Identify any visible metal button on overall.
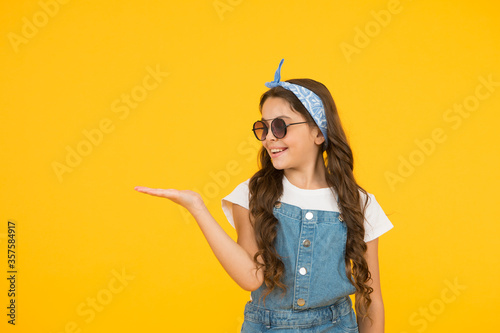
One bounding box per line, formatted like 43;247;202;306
305;212;313;220
299;267;307;275
274;202;282;208
302;239;311;247
297;298;305;306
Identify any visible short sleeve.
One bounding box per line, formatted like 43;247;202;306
363;193;394;242
221;179;250;228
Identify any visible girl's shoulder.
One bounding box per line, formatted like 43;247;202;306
224;178;251;206
221;179;251;228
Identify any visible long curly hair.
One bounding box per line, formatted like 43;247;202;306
248;79;374;322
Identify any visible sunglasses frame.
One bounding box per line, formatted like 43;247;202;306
252;118;310;141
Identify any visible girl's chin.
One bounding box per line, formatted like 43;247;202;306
271;160;287;170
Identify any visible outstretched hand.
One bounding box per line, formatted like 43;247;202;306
134;186;205;213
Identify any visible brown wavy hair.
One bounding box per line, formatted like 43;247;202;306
248;79;374;322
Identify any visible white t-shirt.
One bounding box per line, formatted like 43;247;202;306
221;176;394;243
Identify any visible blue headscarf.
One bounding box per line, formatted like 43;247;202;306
265;59;328;150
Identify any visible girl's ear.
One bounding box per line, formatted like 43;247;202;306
309;125;325;147
313;128;325;146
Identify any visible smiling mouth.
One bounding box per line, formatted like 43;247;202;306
269;148;288;157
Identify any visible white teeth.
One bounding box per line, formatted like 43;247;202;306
271;149;285;153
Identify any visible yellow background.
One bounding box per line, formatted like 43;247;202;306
1;0;499;332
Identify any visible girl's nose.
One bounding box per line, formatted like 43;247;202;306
265;128;276;141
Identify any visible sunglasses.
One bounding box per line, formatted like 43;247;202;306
252;118;310;141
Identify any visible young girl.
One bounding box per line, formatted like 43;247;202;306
135;59;394;332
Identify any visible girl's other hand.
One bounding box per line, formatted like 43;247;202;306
134;186;205;214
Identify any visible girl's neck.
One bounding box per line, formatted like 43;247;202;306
283;153;328;190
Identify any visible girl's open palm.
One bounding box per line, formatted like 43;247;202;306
134;186;205;213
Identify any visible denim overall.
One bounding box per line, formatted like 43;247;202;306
241;200;359;332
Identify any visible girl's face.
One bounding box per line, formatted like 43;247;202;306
260;97;325;172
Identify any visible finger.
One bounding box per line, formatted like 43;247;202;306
134;186;171;197
135;186;176;199
135;186;153;193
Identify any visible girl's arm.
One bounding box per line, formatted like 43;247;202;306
356;238;385;333
134;186;264;291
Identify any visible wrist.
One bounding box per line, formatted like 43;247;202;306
188;197;208;217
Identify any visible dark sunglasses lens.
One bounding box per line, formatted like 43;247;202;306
252;121;267;141
271;118;287;139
